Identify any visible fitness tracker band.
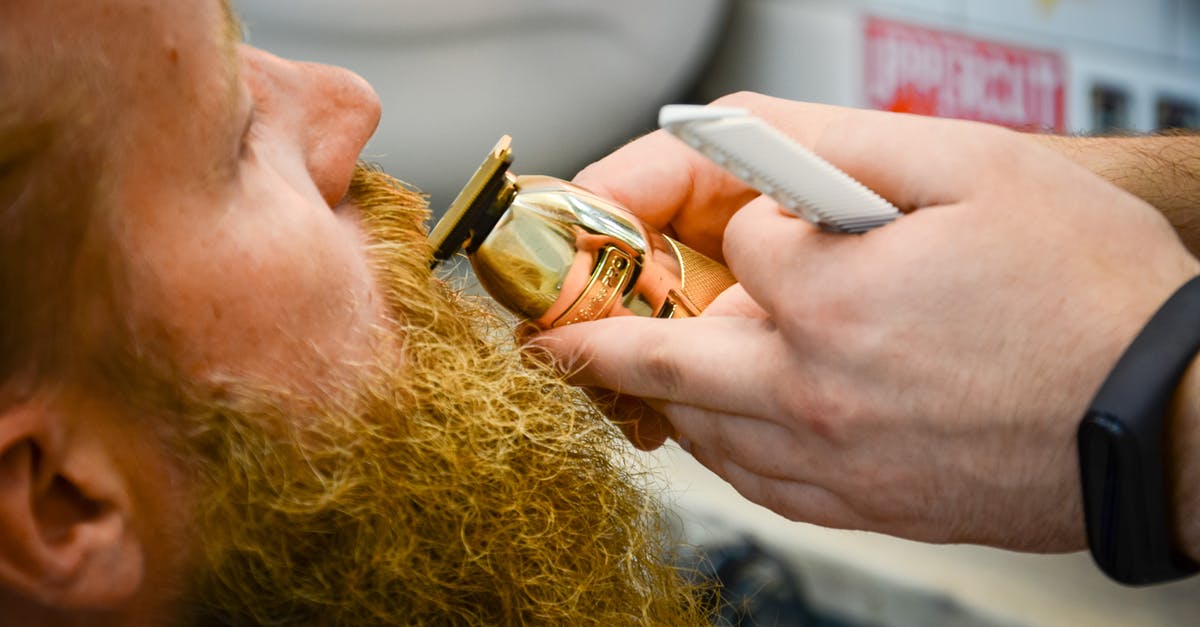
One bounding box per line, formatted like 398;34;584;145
1079;274;1200;585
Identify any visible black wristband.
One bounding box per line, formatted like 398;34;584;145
1078;274;1200;585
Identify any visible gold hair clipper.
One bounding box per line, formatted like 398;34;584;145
429;136;735;329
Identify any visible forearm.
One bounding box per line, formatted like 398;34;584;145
1033;134;1200;258
1032;133;1200;565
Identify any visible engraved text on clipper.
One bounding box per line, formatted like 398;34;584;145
552;247;635;327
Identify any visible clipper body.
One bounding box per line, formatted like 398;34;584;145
430;137;734;329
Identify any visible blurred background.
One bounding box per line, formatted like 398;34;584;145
234;1;1200;625
236;0;1200;214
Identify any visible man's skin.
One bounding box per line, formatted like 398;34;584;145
540;92;1200;564
1033;134;1200;258
3;1;1197;623
0;1;705;624
2;1;386;619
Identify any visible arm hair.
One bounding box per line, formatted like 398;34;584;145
1033;133;1200;258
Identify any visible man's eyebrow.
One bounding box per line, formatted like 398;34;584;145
220;0;245;48
218;0;247;171
216;0;244;89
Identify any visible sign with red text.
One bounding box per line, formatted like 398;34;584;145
864;17;1066;132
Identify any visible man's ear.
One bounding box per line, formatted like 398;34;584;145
0;395;144;610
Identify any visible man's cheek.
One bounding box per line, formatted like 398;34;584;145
127;223;375;382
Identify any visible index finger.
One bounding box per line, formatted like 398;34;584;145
572;93;852;260
573;129;755;261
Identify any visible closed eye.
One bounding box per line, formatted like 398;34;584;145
239;105;258;159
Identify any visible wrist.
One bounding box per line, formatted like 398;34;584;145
1078;274;1200;583
1171;354;1200;563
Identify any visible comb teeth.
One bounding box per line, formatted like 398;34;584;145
659;105;901;233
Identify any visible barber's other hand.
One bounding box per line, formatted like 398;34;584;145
537;92;1200;552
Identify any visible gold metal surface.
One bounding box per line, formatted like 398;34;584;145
670;237;736;312
428;136;515;262
471;175;736;328
552;246;635;327
436;136;737;329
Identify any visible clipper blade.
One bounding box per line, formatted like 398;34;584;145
429;136;518;267
427;134;737;328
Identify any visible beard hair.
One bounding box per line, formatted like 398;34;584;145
163;166;708;625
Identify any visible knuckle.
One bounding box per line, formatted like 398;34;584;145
721;198;777;270
639;340;685;398
773;376;852;446
776;284;855;341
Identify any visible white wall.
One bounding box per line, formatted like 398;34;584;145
699;0;1200;133
234;0;728;210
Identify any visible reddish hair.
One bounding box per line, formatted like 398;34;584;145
0;12;123;395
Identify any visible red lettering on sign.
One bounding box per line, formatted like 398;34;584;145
865;17;1066;132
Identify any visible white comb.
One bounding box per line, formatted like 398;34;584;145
659;105;901;233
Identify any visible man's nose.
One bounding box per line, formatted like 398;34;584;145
240;46;382;207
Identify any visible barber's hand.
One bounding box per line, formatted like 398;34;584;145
536;92;1200;552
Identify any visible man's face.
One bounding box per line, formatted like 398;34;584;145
3;1;705;623
106;0;386;385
